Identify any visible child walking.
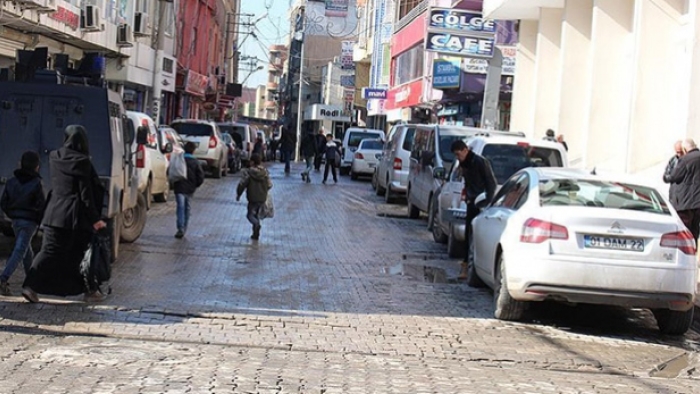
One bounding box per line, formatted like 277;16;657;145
236;154;272;240
173;141;205;239
0;151;45;296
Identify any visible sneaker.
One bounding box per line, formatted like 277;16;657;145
175;230;184;239
322;180;327;184
301;173;307;181
21;287;39;303
0;281;11;296
84;290;106;303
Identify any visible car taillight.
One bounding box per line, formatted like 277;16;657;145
660;230;697;255
393;158;402;170
355;152;364;159
209;136;217;149
520;218;569;243
135;144;145;169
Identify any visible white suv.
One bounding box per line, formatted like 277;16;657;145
170;119;228;178
374;124;416;203
126;111;171;207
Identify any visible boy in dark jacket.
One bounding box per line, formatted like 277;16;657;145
0;151;45;296
173;141;205;239
322;134;341;184
236;154;272;240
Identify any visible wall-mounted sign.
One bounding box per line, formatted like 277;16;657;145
305;104;351;122
49;6;80;30
362;88;388;99
367;99;386;116
325;0;349;17
462;46;517;75
432;60;460;89
184;70;208;98
341;41;355;70
426;32;495;58
340;75;355;87
429;8;496;33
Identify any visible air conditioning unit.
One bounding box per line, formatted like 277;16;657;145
81;5;102;31
133;12;150;36
117;24;134;48
15;0;56;12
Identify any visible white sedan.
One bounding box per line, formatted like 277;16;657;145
350;139;384;180
466;167;697;335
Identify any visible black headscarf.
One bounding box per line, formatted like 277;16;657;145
63;125;90;155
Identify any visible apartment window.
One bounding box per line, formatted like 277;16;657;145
394;45;423;86
398;0;421;20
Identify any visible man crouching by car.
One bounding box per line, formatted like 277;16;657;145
451;140;497;279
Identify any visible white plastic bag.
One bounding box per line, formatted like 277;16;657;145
260;193;274;219
168;151;187;183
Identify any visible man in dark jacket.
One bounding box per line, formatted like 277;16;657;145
173;141;205;239
663;140;684;208
300;131;318;183
314;128;327;171
666;138;700;240
236;154;273;240
451;140;497;279
280;126;297;174
0;151;45;296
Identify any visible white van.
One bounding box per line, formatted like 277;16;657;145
340;127;385;175
126;111;171;207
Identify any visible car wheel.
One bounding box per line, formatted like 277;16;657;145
154;184;169;203
493;253;526;321
430;202;448;244
120;193;147;243
371;171;378;191
384;183;394;204
377;175;387;197
466;237;485;287
144;178;153;210
221;158;228;177
653;308;694;336
407;187;420;219
447;223;466;258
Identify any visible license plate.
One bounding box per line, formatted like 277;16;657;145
583;235;644;252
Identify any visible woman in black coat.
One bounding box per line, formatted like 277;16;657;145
22;125;107;303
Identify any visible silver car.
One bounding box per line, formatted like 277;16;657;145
374;124;416;203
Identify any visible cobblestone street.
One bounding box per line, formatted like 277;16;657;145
0;162;699;393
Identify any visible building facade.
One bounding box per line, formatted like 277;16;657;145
264;44;288;121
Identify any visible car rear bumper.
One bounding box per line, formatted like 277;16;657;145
389;170;408;192
352;161;377;174
506;254;698;311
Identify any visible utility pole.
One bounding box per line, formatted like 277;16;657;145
150;0;167;123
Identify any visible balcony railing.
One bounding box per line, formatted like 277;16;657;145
395;0;429;34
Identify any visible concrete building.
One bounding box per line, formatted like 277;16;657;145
265;44;288;121
483;0;696;186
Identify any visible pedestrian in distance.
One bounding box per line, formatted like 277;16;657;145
665;138;700;240
236;154;273;240
300;131;317;183
322;134;341;185
450;140;497;280
663;140;684;209
253;135;264;157
0;151;46;296
172;141;205;239
556;134;569;151
280;126;297;174
314;128;327;171
22;125;107;303
543;129;557;142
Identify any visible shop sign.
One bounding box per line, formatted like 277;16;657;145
437;105;460;117
426;32;495;58
429;8;496;34
340;75;355;87
305;104;351;122
386;79;423;110
49;6;80;30
462;46;517;75
325;0;349;17
362;88;387;100
185;70;208;97
341;41;355;70
367;99;386;116
432;60;460;89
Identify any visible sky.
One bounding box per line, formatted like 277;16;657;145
238;0;291;88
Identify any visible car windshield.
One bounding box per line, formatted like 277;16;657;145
171;123;213;137
482;144;563;184
360;140;383;150
348;132;382;147
439;135;470;163
539;179;671;215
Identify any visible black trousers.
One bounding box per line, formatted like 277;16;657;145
464;202;479;261
314;155;323;170
677;208;700;241
324;161;338;182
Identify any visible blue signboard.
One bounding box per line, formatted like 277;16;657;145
426;32;496;58
432;60;461;89
429;8;497;33
340;75;355;87
362;88;388;99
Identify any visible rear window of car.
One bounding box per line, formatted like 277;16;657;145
171;123;213;137
348;132;382;147
439;135;470;163
401;128;415;151
539;179;670;214
221;133;233;144
360;140;384;150
482;144;563;184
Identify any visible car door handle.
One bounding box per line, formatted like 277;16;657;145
484;214;502;221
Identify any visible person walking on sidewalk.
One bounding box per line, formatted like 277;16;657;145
280;126;297;174
173;141;205;239
451;140;497;279
665;138;700;240
0;151;46;296
236;154;272;240
300;131;317;183
322;134;340;184
314;128;326;171
22;125;107;303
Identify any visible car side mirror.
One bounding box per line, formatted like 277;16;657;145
475;192;488;209
136;126;149;145
432;167;446;180
163;142;173;154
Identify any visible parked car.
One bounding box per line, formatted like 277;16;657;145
466;167;697;335
221;132;242;173
374;124;416;203
171;119;228;178
157;125;185;160
126;111;171;206
219;122;255;166
433;135;568;257
340;127;385;175
350;139;384;180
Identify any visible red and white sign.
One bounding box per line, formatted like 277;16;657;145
385;79;423;110
49;6;80;30
185;70;208;98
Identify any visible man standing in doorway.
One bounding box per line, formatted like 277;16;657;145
666;138;700;240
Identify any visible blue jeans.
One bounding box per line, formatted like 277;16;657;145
281;149;293;173
302;155;314;175
175;193;192;232
1;219;37;282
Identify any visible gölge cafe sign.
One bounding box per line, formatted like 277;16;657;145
425;8;497;58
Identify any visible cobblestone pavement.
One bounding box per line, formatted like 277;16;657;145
0;162;699;393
